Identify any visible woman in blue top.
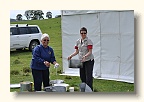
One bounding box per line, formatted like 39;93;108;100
30;33;59;91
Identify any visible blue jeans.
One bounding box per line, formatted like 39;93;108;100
32;69;50;91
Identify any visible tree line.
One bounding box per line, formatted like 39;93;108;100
16;10;60;21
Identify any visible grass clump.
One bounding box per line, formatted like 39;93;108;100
23;67;31;73
65;76;72;79
22;67;31;76
10;70;20;75
13;59;22;64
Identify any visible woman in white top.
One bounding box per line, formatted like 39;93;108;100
68;27;94;90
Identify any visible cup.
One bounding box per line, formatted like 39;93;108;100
69;87;74;92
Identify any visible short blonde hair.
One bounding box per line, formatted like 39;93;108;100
41;33;50;41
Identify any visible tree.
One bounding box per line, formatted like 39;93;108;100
16;14;22;21
32;10;44;20
46;11;52;19
24;10;44;20
24;10;31;20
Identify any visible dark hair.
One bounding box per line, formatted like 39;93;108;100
80;27;87;33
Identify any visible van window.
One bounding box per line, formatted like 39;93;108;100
30;27;39;33
19;27;30;34
10;28;19;35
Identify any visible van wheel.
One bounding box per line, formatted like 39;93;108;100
29;41;39;51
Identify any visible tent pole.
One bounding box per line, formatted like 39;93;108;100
99;12;102;77
118;11;121;79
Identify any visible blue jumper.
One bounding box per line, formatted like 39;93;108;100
30;44;56;70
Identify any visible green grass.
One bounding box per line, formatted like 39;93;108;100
10;18;134;92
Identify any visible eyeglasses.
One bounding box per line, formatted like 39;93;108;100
43;39;49;42
81;33;86;34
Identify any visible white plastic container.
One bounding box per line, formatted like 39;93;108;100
53;83;69;92
69;87;74;92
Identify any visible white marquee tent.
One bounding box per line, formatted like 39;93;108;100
61;10;134;83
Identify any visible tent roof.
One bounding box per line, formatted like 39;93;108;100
61;10;134;16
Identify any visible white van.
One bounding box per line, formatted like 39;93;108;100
10;24;42;51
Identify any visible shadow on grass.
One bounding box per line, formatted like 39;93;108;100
93;89;98;92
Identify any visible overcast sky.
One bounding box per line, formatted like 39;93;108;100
10;10;61;19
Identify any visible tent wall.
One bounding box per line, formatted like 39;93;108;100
61;10;134;83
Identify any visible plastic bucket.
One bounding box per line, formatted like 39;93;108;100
68;59;83;68
20;81;33;92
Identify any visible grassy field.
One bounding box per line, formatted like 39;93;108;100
10;18;134;92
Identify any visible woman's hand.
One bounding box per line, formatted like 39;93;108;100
53;61;60;68
54;63;59;68
44;61;50;67
68;49;79;60
67;55;72;60
82;55;86;62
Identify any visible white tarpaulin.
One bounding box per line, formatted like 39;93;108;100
61;10;134;83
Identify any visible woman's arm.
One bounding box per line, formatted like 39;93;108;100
84;49;92;57
33;46;45;64
82;39;93;62
82;48;92;62
50;48;59;68
53;61;57;65
68;49;79;60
